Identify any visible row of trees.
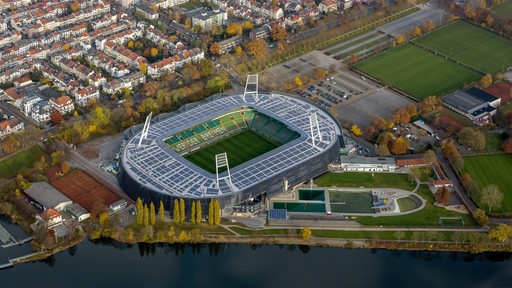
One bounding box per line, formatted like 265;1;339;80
208;199;221;225
136;198;166;226
136;197;222;226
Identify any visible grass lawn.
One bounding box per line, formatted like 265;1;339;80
229;226;298;236
356;185;476;226
314;172;416;191
492;0;512;18
397;197;418;212
185;129;279;173
463;153;512;214
179;0;202;9
415;21;512;73
354;43;481;99
0;145;45;179
484;132;504;152
312;230;456;241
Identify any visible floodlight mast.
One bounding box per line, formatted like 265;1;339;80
243;74;259;103
309;113;321;146
138;112;153;147
215;152;232;195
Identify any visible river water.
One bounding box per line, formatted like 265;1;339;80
1;237;511;288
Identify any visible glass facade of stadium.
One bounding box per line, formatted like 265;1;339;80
118;92;344;214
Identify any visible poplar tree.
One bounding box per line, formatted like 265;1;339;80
150;202;156;226
214;199;221;225
191;201;196;224
208;198;214;225
136;198;143;225
196;200;202;224
179;198;185;223
159;200;164;221
173;199;179;224
143;204;149;227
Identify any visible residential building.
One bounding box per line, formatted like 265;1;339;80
188;7;227;32
102;72;146;94
73;86;99;107
249;24;271;40
136;3;159;20
319;0;337;13
147;57;175;78
30;100;52;123
13;75;33;88
39;209;63;228
217;35;243;54
49;95;74;114
0;117;24;139
20;95;41;115
4;87;27;107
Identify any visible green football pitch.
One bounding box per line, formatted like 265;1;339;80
354;43;481;99
463;153;512;214
415;21;512;74
185;129;279;174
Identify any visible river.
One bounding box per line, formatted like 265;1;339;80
1;236;512;288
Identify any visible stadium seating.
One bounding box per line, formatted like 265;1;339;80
164;109;300;155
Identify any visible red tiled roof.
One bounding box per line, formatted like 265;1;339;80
41;208;61;219
396;158;428;167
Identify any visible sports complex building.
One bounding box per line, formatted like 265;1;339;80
119;76;344;213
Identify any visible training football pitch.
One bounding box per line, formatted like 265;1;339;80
354;43;481;99
415;21;512;73
463;153;512;214
185;129;279;174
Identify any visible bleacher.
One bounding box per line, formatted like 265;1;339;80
250;113;299;144
164;108;300;155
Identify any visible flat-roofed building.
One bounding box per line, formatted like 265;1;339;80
443;87;500;125
335;156;396;172
24;182;73;212
65;203;90;222
188;7;227;32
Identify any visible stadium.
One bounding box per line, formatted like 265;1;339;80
119;77;344;213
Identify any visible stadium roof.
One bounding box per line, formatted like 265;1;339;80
24;182;72;210
122;92;342;199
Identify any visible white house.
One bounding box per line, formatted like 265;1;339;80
49;96;74;115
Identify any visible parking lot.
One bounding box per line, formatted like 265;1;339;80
293;68;413;129
259;50;341;90
296;69;372;110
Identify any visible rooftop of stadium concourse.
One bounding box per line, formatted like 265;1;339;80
121;92;342;198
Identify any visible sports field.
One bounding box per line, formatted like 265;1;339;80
329;190;373;213
185;129;279;174
354;43;481;99
415;21;512;73
314;172;416;191
463;153;512;214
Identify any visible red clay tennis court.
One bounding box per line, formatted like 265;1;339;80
51;170;120;216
